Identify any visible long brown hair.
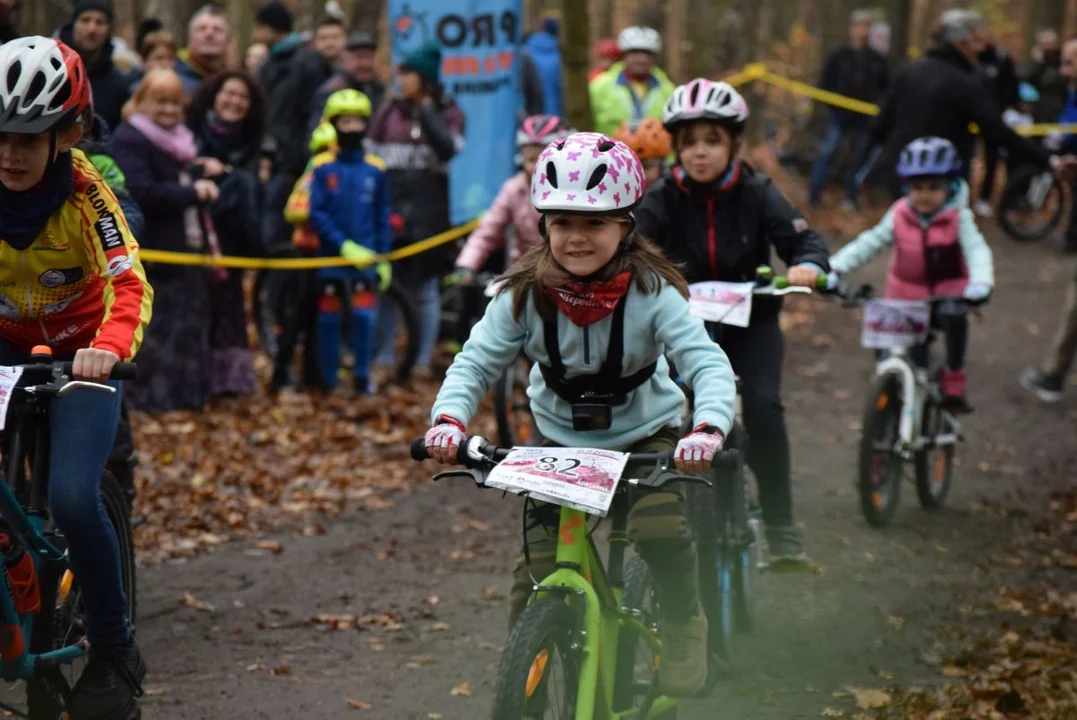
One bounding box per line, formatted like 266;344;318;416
498;224;690;320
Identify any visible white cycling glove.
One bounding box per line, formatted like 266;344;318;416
963;283;992;302
675;424;726;474
425;415;467;463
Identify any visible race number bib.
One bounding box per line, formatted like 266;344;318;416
861;299;931;350
484;447;630;516
687;282;754;327
0;366;23;431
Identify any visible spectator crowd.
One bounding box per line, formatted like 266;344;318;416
3;1;1077;411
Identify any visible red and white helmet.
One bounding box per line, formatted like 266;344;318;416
516;114;572;149
663;79;749;134
0;37;92;134
531;132;645;214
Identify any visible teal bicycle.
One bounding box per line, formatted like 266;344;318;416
0;353;137;719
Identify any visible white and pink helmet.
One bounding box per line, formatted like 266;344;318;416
662;78;749;135
530;132;645;214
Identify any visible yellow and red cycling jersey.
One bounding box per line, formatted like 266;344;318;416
0;150;152;359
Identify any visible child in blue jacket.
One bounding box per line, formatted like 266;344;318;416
309;89;392;394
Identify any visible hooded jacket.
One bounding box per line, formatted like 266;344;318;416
637;164;830;320
524;31;564;117
58;24;132;132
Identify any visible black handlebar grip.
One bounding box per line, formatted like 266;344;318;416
410;438;430;461
111;363;137;381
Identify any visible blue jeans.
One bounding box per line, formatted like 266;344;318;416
809;116;871;204
0;341;129;648
375;275;440;368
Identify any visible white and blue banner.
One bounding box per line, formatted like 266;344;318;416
389;0;524;224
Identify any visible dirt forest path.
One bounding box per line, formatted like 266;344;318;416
7;219;1075;719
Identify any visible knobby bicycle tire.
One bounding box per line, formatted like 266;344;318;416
620;557;677;718
688;481;736;666
915;397;954;511
858;375;904;528
492;597;580;720
382;281;419;382
998;165;1066;243
27;472;136;719
495;357;539;447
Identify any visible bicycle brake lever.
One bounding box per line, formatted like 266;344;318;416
56;381;117;397
432;469;486;487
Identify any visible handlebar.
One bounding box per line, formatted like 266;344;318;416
829;283;979;311
410;436;740;491
15;361;137;382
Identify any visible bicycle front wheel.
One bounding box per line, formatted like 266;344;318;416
377;281;420;383
492;597;580;720
858;375;904;528
495;356;539;447
998;165;1065;242
27;471;136;719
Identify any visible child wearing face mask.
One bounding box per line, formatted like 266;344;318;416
307;89;392;394
637;78;831;569
425;132;736;697
829;137;993;411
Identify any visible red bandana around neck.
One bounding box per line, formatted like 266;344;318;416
547;272;632;327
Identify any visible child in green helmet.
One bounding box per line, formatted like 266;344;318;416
307;89;393;394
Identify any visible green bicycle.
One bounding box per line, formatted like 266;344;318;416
411;436;738;719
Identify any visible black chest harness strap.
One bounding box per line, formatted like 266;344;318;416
538;294;658;406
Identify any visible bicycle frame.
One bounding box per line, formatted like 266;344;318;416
873;349;923;448
0;409;81;681
532;503;677;719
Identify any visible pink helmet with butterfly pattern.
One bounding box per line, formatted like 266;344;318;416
530;132;645;214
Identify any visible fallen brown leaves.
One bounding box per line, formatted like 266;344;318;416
883;489;1077;719
132;382;446;563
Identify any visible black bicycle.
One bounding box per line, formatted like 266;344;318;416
252;266;420;384
0;354;137;719
997;164;1067;243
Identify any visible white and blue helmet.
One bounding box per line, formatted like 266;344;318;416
897;137;961;179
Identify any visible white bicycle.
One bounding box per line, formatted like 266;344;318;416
838;286;973;527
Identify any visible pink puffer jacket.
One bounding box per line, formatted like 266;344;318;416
456;173;543;271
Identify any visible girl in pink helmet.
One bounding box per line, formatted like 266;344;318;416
425;131;737;696
638;78;832;569
454;115;571;278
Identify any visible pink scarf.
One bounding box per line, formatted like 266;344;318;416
127;113;198;164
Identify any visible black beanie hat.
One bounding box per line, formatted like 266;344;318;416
72;0;113;23
255;1;293;34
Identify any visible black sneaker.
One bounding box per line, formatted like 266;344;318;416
69;641;146;720
1020;367;1065;403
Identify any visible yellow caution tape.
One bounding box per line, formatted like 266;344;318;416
730;62;1077;137
138;218;480;270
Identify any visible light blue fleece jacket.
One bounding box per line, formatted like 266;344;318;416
431;278;737;449
829;180;994;288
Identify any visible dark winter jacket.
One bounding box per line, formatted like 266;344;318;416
112;121;203;272
189;112;265;257
308;69;387;136
637;164;831;321
58;24;132;132
1021;52;1068;124
869;44;1052;191
978;44;1020;111
519;51;545;118
261;37;335;176
818;44;889;124
367;94;466;279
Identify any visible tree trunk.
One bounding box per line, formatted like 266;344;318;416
889;0;913;71
1066;0;1077;42
561;0;593;131
665;0;687;82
